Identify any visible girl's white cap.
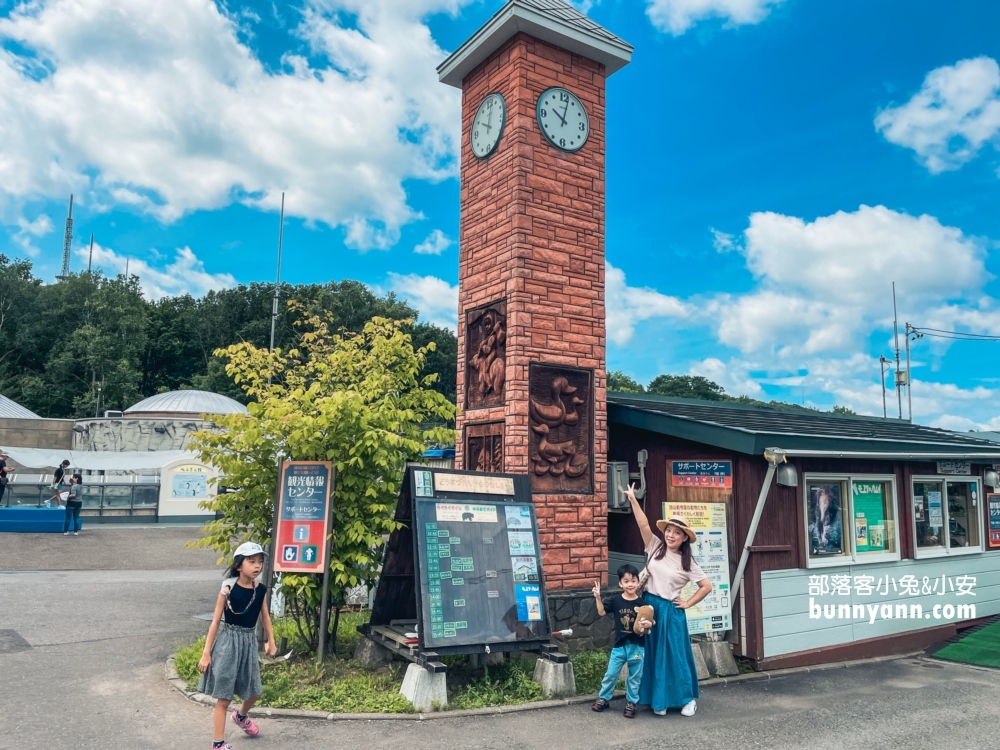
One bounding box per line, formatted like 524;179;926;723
234;541;267;558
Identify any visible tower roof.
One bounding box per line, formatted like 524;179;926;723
438;0;633;88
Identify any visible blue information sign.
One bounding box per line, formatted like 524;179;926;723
280;463;330;521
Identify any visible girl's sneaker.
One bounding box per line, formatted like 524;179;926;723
591;698;610;712
231;710;259;736
211;744;233;750
623;701;636;718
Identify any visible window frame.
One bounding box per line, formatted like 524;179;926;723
911;475;984;559
803;473;901;569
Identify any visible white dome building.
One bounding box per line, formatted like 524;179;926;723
124;390;249;418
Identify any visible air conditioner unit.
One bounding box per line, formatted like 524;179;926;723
104;410;124;418
607;461;631;513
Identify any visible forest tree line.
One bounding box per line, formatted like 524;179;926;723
0;254;457;418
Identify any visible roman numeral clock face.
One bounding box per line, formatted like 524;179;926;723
537;87;590;152
471;93;506;159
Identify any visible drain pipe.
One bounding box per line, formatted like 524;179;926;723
729;448;786;607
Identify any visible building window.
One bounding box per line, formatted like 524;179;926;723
805;474;900;568
912;477;983;557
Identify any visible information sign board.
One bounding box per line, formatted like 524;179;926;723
664;501;732;634
410;468;549;650
273;461;333;574
671;461;733;488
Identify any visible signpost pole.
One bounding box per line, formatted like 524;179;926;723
260;456;284;646
316;472;336;665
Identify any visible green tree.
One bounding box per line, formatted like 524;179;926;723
607;370;645;393
189;310;455;653
647;374;727;400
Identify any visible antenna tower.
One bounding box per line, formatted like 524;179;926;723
56;194;74;281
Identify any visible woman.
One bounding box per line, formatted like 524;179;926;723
625;483;712;717
63;474;83;536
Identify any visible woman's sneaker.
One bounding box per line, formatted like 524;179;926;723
591;698;610;712
231;709;260;736
623;701;636;718
681;699;697;717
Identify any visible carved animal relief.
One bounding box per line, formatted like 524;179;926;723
465;301;506;409
528;364;593;493
465;422;504;474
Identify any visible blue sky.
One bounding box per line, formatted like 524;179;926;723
1;0;999;429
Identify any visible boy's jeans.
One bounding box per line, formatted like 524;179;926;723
599;642;644;703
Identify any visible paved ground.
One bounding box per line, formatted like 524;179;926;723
2;526;1000;749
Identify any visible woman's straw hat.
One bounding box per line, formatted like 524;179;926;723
655;515;697;543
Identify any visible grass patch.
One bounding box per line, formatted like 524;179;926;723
934;620;1000;669
178;613;622;713
448;659;542;709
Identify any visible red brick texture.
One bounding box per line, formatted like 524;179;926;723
455;33;608;590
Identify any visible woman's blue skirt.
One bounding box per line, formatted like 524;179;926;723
639;592;699;711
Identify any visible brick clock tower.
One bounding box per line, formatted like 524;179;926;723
438;1;632;593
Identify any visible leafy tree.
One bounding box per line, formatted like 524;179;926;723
189;309;455;654
647;374;727;401
832;405;856;415
607;370;644;393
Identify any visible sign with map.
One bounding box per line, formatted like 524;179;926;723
663;501;732;634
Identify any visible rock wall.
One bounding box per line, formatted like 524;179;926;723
73;419;207;452
547;588;614;653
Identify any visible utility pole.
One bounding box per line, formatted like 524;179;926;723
904;324;923;424
269;192;286;354
87;234;94;274
878;355;890;418
892;282;903;419
56;195;74;281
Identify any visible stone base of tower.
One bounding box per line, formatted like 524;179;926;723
547;588;614;653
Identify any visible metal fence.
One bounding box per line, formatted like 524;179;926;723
2;474;160;517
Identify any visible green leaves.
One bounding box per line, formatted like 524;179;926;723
189;309;456;651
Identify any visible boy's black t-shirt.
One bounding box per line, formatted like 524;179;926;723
224;582;267;628
602;593;648;647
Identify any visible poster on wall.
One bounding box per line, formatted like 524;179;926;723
927;491;944;527
807;484;844;556
670;461;733;488
852;482;887;552
988;494;1000;548
663;502;732;634
171;465;209;498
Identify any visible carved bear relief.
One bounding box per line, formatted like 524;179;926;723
465;301;506;409
527;364;593;494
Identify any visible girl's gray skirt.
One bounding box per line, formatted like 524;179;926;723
198;622;262;701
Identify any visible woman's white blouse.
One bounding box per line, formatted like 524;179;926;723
643;536;708;601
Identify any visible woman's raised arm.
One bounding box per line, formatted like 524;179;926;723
624;483;652;548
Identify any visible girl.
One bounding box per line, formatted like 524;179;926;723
624;483;712;717
198;542;276;750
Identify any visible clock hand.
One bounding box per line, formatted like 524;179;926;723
561;101;570;124
554;105;567;126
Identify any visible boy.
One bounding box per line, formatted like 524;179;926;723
591;564;651;719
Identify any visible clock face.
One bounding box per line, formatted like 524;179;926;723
536;87;590;153
471;93;506;159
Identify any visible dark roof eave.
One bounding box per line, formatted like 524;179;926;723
608;402;760;454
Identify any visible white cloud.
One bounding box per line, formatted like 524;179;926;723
689;357;764;398
645;0;783;35
605;261;688;345
710;205;988;357
0;0;468;249
386;272;458;330
414;229;452;255
875;57;1000;173
78;243;236;300
12;213;53;257
711;228;736;252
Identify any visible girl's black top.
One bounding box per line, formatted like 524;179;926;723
224;582;267;628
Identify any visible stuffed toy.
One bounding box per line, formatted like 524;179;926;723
632;604;655;634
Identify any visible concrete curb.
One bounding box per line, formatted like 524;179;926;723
165;650;922;721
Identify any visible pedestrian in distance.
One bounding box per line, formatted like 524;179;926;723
623;483;712;717
591;564;653;719
0;449;11;506
198;542;276;750
63;474;83;535
48;459;70;507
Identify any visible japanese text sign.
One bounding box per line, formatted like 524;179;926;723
671;460;733;488
274;461;334;574
989;494;1000;548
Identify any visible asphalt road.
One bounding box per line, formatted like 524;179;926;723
2;527;999;749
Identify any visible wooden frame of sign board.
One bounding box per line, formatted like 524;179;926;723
362;465;566;672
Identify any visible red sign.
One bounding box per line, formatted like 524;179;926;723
671;460;733;489
273;461;334;574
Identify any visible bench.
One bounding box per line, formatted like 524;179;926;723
0;507;66;533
